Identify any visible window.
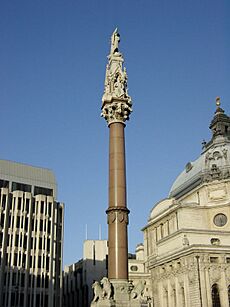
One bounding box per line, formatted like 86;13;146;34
40;201;44;214
14;253;18;266
16;216;20;228
8;215;11;227
12;182;31;193
25;217;28;231
46;257;49;271
34;186;52;196
21;273;25;287
15;234;19;246
47;221;51;234
18;197;22;210
211;284;221;307
26;199;30;212
0;214;4;227
37;275;41;287
40;220;43;232
2;194;7;210
0;180;9;188
38;256;41;268
39;238;42;250
210;257;218;263
130;265;138;271
48;203;52;216
23;236;27;249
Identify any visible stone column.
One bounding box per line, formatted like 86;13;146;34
101;28;132;281
107;122;129;279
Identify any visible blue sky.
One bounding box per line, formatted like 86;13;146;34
0;0;229;266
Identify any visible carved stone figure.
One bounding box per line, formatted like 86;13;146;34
101;277;112;299
131;280;146;300
110;28;120;55
92;281;103;302
182;235;189;246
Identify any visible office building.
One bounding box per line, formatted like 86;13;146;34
0;160;64;307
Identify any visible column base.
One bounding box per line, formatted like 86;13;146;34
90;278;150;307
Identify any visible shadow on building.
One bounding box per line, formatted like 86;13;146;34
63;258;108;307
0;264;63;307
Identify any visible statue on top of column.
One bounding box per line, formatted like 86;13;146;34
110;28;120;55
102;29;132;125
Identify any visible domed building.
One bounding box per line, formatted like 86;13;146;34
143;98;230;307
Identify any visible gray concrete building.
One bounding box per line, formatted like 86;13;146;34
0;159;64;307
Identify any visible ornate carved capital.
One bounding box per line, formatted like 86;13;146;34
101;29;132;125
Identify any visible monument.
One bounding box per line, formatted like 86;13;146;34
91;29;149;307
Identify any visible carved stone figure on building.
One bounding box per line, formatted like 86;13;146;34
101;277;112;300
182;234;189;247
131;280;146;300
92;281;103;303
110;28;120;55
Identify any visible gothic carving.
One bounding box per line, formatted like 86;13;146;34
101;29;132;125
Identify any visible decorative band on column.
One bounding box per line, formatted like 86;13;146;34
106;206;130;224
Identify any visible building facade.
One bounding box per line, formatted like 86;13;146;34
0;160;64;307
143;100;230;307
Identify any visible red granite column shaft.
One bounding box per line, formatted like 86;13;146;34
107;122;129;280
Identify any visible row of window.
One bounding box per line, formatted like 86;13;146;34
1;199;54;216
0;182;53;196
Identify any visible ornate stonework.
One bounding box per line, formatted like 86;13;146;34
106;207;129;225
101;29;132;125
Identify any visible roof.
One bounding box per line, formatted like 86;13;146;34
0;159;57;196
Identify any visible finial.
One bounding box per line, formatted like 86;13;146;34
216;96;221;108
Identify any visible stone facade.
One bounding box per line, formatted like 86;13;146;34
143;100;230;307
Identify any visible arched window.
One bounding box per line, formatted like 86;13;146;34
211;284;221;307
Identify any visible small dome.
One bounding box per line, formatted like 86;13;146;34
149;198;174;220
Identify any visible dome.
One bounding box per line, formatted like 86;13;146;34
169;101;230;199
169;137;230;199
